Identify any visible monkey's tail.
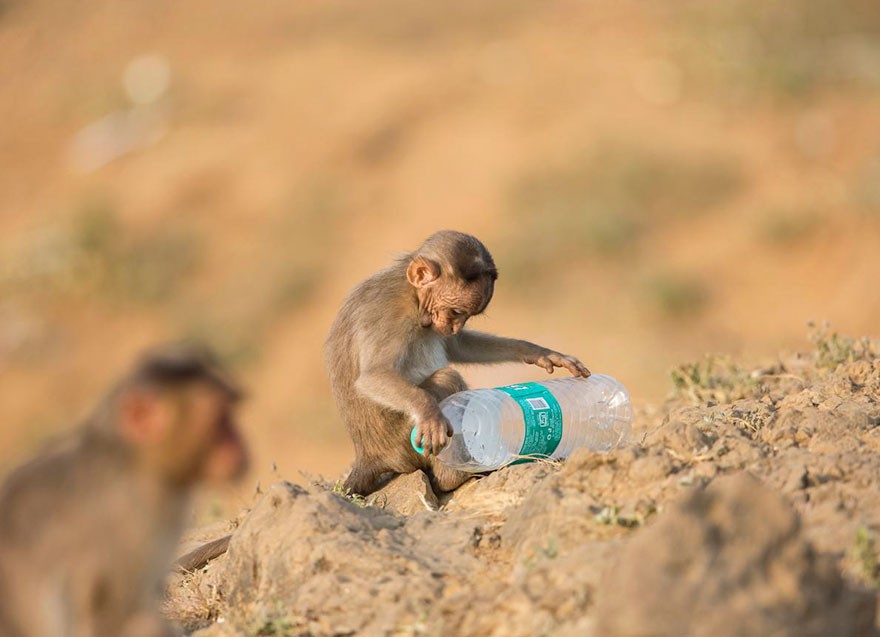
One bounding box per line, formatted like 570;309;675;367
174;535;231;572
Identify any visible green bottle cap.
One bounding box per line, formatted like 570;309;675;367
410;427;424;455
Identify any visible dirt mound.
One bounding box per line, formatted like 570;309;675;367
203;482;474;635
596;473;876;637
166;336;880;636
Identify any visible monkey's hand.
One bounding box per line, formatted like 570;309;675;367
525;348;591;378
413;410;454;456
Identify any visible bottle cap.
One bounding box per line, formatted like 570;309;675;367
410;427;425;455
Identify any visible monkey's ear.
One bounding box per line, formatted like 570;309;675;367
117;388;171;445
406;257;441;288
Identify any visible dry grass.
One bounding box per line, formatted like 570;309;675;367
670;355;759;405
853;526;880;589
809;321;879;370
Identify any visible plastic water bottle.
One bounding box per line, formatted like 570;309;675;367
411;374;632;471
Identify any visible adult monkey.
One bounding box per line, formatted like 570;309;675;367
0;344;247;637
325;230;590;496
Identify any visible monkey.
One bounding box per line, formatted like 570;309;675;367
324;230;590;496
0;343;247;637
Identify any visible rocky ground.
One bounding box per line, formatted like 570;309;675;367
166;330;880;636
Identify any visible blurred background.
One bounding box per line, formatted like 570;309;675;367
1;0;879;500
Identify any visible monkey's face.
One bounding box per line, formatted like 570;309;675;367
121;382;248;484
415;274;495;337
428;304;467;336
423;279;490;336
173;383;248;483
407;250;497;337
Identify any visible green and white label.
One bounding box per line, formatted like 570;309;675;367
497;382;563;461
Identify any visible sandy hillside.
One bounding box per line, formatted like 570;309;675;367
165;330;880;636
1;0;880;496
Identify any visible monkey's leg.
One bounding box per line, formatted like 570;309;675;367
343;460;385;496
338;399;403;496
419;369;472;493
419;368;468;398
430;460;473;493
345;372;470;496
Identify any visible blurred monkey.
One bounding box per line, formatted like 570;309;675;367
0;344;247;637
325;230;590;495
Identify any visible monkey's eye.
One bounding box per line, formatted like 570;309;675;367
451;309;467;318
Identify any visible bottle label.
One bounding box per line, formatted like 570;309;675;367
497;382;563;461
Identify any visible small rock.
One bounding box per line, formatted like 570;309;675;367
370;470;438;515
628;454;673;483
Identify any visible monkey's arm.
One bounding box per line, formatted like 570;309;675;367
446;330;590;377
446;331;539;364
355;368;439;423
356;367;453;455
354;334;453;455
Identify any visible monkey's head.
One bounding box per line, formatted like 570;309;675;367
406;230;498;337
102;343;249;486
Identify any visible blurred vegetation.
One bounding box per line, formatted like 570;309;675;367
855;155;880;213
284;0;532;49
502;144;742;282
75;203;199;304
0;179;341;368
680;0;880;100
757;207;822;245
2;0;879;483
0;198;199;305
173;180;342;365
854;526;880;589
640;273;709;319
251;604;297;637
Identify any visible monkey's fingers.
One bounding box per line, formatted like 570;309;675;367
425;432;438;456
424;430;436;455
565;356;591;377
416;421;448;456
575;360;592;377
435;428;451;455
561;357;589;378
426;433;438;456
548;353;591;378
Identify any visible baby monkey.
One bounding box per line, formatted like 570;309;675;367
325;230;590;496
0;344;247;637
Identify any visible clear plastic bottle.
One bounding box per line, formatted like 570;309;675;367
411;374;632;471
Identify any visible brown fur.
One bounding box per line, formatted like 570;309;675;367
0;344;247;637
325;230;590;496
175;535;232;573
